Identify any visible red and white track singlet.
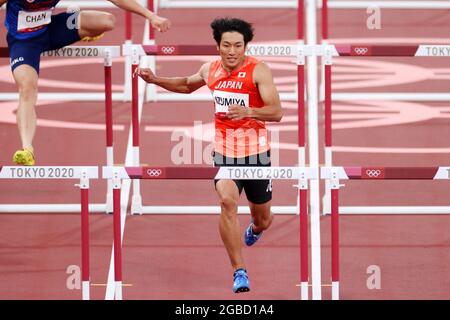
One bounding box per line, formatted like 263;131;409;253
207;56;270;158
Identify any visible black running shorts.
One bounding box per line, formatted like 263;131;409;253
213;151;272;204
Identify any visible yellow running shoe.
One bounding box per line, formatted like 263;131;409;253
13;148;35;166
81;33;104;42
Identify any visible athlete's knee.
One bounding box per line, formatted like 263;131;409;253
17;79;38;101
219;195;238;215
103;13;115;31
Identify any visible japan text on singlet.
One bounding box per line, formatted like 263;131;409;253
5;0;60;39
207;56;270;158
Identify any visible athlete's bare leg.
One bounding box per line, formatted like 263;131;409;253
249;200;273;234
216;180;246;271
13;64;38;153
77;11;115;39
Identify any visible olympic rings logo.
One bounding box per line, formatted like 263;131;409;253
365;169;381;178
146;169;162;177
161;46;176;55
354;47;369;55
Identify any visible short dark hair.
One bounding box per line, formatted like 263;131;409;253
210;17;254;45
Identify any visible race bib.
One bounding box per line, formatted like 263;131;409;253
213;90;249;114
17;9;52;32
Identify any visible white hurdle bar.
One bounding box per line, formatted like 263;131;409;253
103;165;315;300
0;166;98;300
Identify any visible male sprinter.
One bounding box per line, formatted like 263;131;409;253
2;0;171;165
136;17;282;293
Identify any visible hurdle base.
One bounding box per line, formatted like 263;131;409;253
82;281;90;300
131;195;143;215
115;281;123;300
301;282;309;300
322;194;331;215
105;193;114;215
332;281;339;300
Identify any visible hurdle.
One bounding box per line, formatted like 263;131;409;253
319;0;450;102
319;43;450;299
322;43;450;215
116;6;315;298
103;165;316;300
0;46;120;214
119;1;317;299
321;166;450;300
0;166;98;300
117;43;311;300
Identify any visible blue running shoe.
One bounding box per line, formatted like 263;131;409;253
244;223;262;246
233;268;250;293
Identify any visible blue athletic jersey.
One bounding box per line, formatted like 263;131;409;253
5;0;60;39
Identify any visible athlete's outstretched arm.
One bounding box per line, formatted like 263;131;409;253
108;0;171;32
136;63;209;94
227;62;283;122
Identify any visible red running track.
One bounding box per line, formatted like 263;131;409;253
0;7;450;299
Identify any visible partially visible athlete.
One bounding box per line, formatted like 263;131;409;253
4;0;171;165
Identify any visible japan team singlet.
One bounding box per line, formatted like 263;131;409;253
207;56;270;158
